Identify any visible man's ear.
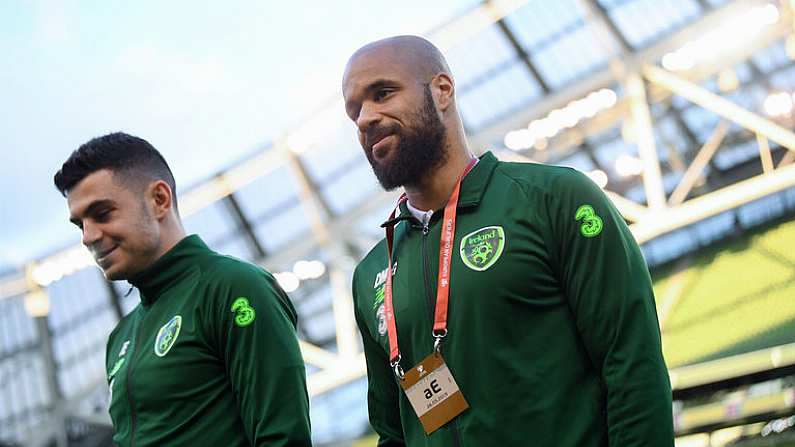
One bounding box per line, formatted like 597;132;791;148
431;73;455;112
148;180;174;220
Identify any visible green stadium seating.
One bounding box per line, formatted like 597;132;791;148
653;218;795;368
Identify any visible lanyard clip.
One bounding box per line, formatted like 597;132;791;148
432;329;448;354
391;355;405;380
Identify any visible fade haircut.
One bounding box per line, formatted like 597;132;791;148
54;132;179;212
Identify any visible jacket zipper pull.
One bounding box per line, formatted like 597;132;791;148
422;223;430;235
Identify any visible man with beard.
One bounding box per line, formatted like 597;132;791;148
54;133;311;446
342;36;673;446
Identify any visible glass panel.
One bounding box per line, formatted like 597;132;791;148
606;0;701;48
530;22;612;89
458;61;542;131
446;24;517;88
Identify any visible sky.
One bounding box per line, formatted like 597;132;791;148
0;0;480;273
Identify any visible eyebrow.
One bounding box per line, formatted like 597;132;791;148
69;199;114;226
345;79;399;117
364;79;396;93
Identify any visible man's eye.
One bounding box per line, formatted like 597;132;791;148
374;89;392;101
95;210;112;222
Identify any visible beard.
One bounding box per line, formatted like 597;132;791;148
364;86;447;191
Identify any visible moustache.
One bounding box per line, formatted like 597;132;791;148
364;124;400;151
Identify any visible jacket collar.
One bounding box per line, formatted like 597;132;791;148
381;151;498;228
127;234;208;306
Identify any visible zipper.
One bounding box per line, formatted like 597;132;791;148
450;419;462;447
126;308;147;447
420;222;434;324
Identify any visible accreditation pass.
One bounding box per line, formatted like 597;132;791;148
400;352;469;434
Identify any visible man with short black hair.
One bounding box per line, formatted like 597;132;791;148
343;36;673;446
55;132;311;446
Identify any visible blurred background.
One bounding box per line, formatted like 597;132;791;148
2;0;795;445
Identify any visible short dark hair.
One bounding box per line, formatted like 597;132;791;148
54;132;179;211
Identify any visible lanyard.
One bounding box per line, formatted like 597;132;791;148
383;158;477;378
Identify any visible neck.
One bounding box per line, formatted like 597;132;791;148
404;147;475;211
151;218;187;263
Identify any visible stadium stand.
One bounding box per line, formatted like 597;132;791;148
656;215;795;368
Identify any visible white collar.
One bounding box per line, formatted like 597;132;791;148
406;200;433;226
403;157;480;226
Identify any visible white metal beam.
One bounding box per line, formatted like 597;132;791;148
285;145;333;247
328;257;361;358
631;162;795;244
627;72;668;210
259;190;398;272
668;120;729;206
644;64;795;152
780;147;795;167
430;0;533;51
604;191;650;223
469;0;783;153
283;146;362;359
306;353;367;397
756;133;775;174
299;341;340;370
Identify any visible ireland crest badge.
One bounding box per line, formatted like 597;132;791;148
459;226;505;271
154;315;182;357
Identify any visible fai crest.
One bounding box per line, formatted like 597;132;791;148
459;226;505;271
154;315;182;357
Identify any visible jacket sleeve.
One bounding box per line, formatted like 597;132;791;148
547;169;674;446
209;263;312;447
352;266;406;447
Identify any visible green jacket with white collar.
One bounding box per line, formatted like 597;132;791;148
105;235;311;446
352;151;673;447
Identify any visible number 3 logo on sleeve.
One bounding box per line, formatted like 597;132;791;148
231;297;256;327
575;204;603;238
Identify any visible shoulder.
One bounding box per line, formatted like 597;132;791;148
197;252;282;305
198;252;297;323
496;161;602;200
108;305;138;340
492;160;582;194
106;305;139;358
353;238;389;290
201;253;272;285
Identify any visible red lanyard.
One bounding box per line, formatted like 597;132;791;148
383;159;477;377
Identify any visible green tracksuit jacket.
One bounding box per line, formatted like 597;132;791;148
105;235;311;446
352;152;673;446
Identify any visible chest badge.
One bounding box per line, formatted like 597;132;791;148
154;315;182;357
460;226;505;271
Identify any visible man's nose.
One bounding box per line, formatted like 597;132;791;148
81;221;102;247
356;103;381;133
